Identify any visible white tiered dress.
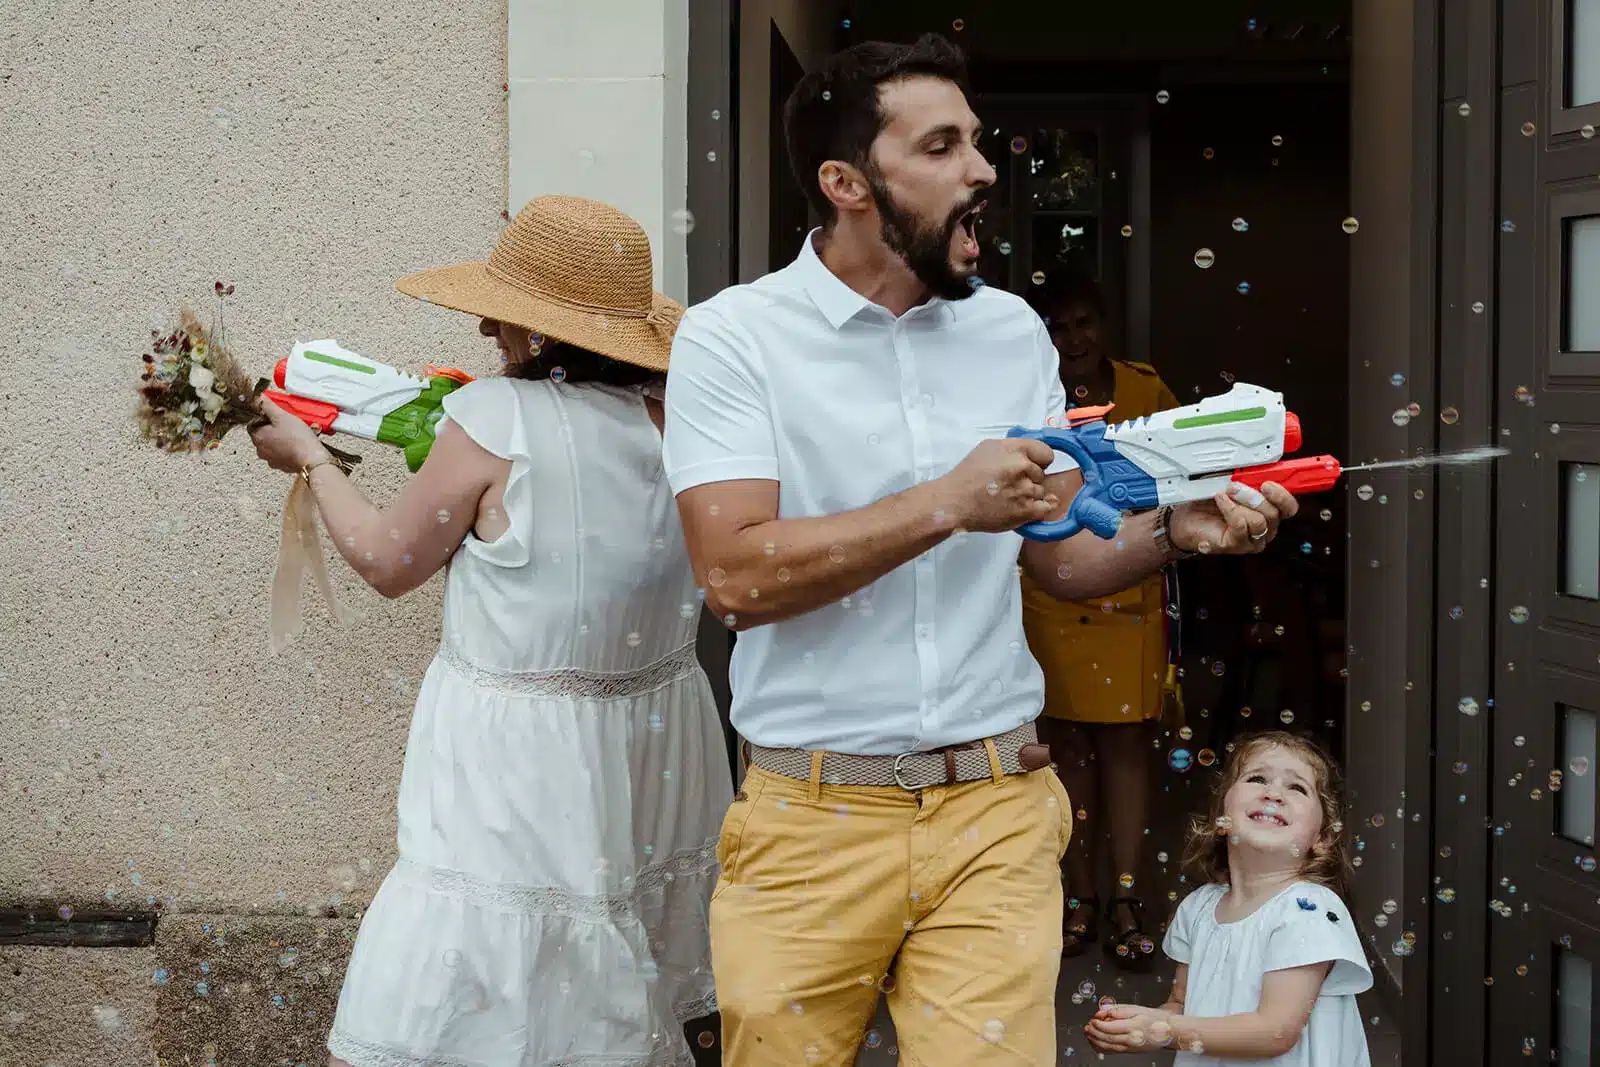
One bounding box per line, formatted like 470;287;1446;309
327;376;732;1067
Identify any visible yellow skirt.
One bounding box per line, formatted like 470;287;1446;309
1021;572;1167;724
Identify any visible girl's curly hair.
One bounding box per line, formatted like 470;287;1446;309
1180;730;1352;897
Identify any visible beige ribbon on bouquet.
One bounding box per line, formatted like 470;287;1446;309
269;478;357;654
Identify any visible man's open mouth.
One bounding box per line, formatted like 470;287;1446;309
955;200;986;258
1249;810;1289;827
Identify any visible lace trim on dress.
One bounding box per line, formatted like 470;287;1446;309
388;839;719;922
435;642;699;700
327;1026;697;1067
673;984;719;1024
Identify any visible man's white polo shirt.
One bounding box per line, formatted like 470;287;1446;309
663;232;1074;756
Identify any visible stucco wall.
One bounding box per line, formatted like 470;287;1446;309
0;0;507;1060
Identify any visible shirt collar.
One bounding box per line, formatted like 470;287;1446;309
792;228;953;329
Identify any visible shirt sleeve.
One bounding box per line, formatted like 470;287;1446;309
1163;883;1217;965
1263;884;1374;996
1034;320;1079;476
662;308;780;493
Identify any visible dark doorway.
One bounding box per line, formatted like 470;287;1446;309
823;4;1361;1063
769;25;810;271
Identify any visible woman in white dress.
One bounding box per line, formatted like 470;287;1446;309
248;194;733;1066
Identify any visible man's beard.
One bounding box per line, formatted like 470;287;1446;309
867;171;982;302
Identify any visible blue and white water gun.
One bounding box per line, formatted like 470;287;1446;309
1008;383;1344;542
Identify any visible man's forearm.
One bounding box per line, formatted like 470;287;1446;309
1029;509;1171;601
704;481;956;630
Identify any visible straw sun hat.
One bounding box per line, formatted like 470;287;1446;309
396;195;684;373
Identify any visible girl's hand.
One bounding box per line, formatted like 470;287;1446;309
1085;1004;1175;1053
247;398;331;474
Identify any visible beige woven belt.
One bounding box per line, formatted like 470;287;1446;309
744;721;1052;791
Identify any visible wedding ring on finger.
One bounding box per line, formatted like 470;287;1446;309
1250;528;1269;542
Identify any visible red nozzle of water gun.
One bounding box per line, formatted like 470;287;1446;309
1284;412;1303;454
1231;455;1343;495
263;389;340;434
274;357;288;390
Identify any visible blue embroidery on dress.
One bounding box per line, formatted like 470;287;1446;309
1296;896;1318;911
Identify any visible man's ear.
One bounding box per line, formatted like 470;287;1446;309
818;160;872;217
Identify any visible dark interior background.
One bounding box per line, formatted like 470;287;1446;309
830;0;1354;922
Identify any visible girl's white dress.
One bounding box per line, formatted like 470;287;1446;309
1163;881;1373;1067
326;377;732;1067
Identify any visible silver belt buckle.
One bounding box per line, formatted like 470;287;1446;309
892;751;931;791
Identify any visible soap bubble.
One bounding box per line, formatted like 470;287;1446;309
1203;147;1215;160
1319;508;1332;520
669;209;696;235
1509;605;1529;624
1356;484;1374;501
1120;224;1133;237
996;240;1012;255
1010;135;1029;154
1521;121;1536;137
1583;124;1596;139
1391;372;1406;386
951;18;966;31
1237;281;1252;295
1193;248;1216;269
1392;409;1412;427
1458;102;1472;117
1156;89;1171;104
1441;407;1460;425
1232;217;1249;232
1168;748;1193;772
1342;217;1360;234
1031;270;1046;285
1572;757;1590;776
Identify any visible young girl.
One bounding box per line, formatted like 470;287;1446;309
1085;730;1372;1065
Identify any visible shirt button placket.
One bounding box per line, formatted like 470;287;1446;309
894;322;940;741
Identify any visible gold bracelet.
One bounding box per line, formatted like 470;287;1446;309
298;455;334;488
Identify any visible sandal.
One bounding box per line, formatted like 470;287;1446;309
1062;894;1099;957
1105;896;1159;971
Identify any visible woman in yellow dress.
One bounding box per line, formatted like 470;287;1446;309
1022;273;1179;970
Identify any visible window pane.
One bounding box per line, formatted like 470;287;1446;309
1566;465;1600;600
1570;217;1600;353
1558;949;1593;1065
1574;0;1600;108
1027;128;1100;211
1031;214;1100;284
1563;707;1598;847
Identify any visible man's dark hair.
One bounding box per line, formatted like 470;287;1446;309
782;34;970;224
